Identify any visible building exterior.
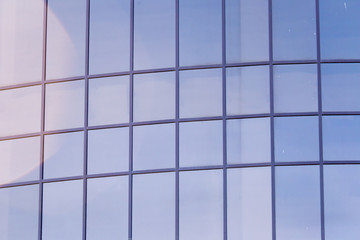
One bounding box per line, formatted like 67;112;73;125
0;0;360;239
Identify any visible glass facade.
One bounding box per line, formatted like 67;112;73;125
1;0;360;239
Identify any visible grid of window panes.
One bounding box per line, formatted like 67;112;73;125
1;0;360;239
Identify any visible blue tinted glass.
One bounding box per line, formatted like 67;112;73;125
323;116;360;160
320;0;360;59
179;0;222;66
275;116;319;162
272;0;317;60
322;63;360;111
276;166;321;240
134;0;175;70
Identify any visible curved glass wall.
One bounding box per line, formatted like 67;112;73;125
1;0;360;239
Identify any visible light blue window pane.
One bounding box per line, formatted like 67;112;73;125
226;66;270;115
89;76;129;126
47;0;86;79
275;116;319;162
87;176;128;240
133;173;175;240
227;118;271;164
226;0;269;63
276;166;321;240
0;85;41;137
0;185;38;240
180;69;222;118
45;80;85;131
133;123;175;171
0;137;40;184
323;116;360;160
180;170;223;240
320;0;360;59
134;0;175;70
88;127;129;174
44;131;84;179
134;72;175;122
324;165;360;240
322;63;360;111
89;0;130;74
0;0;43;86
180;121;223;167
179;0;222;66
272;0;317;60
274;64;318;113
227;167;272;240
42;180;83;240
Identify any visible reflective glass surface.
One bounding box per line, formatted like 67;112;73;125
0;0;43;86
0;85;41;137
180;170;223;240
275;116;319;162
227;167;272;240
87;176;128;240
134;72;175;122
272;0;317;60
133;123;175;170
276;166;321;240
180;69;222;118
89;0;130;74
89;76;129;126
46;0;86;79
227;66;270;115
133;173;175;240
180;121;223;167
88;127;129;174
45;80;85;131
227;118;271;164
274;64;318;113
226;0;269;63
179;0;222;66
134;0;175;70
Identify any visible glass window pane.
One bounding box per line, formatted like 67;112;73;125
275;116;319;162
320;0;360;59
0;137;40;185
0;85;41;137
89;0;130;74
226;66;270;115
133;123;175;170
180;170;223;240
323;116;360;160
46;0;86;79
45;80;85;131
88;127;129;174
322;63;360;111
226;0;269;63
134;0;175;70
179;0;222;66
227;167;272;240
0;0;43;86
227;118;271;164
0;185;39;240
180;121;223;167
180;69;222;118
134;72;175;122
133;173;175;240
324;165;360;240
42;180;83;240
272;0;317;60
87;176;128;240
276;166;321;240
274;64;318;113
44;131;84;179
89;76;129;126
